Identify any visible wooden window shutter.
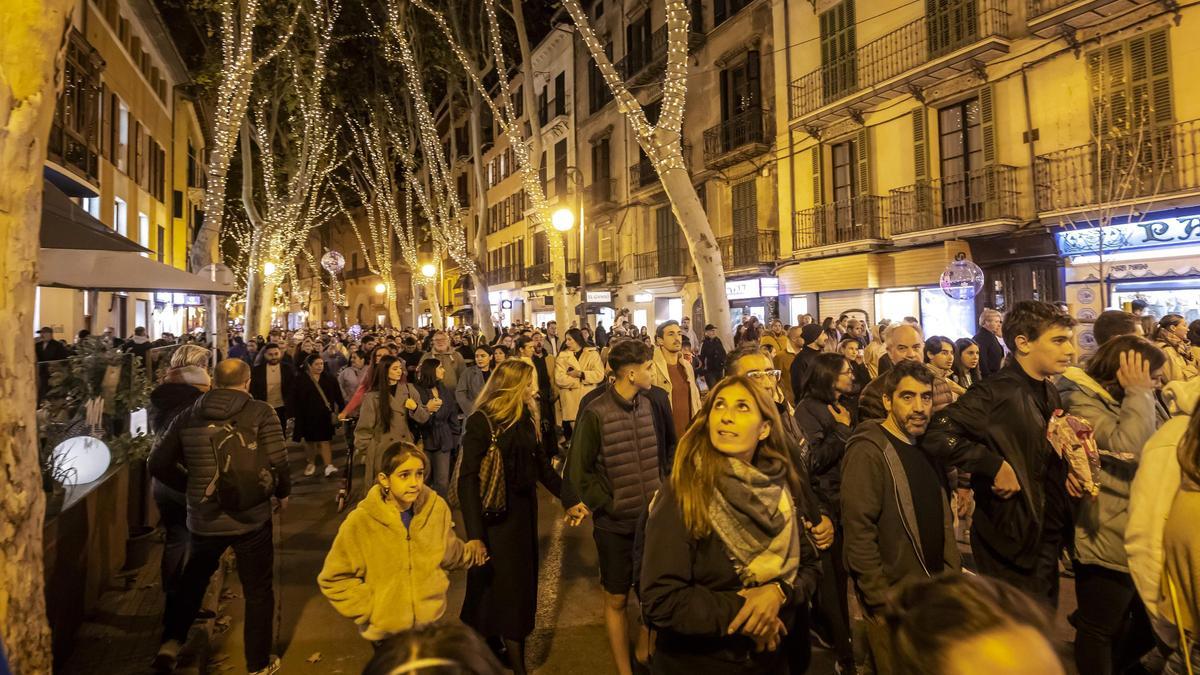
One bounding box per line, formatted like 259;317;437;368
1129;29;1172;127
811;144;825;206
100;84;111;160
979;84;997;166
854;128;870;196
912;107;928;181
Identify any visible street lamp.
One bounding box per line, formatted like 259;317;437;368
262;261;277;277
420;263;437;279
374;282;386;294
557;166;587;329
552;207;574;232
421;262;442;329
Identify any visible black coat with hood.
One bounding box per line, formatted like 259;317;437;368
148;381;205;506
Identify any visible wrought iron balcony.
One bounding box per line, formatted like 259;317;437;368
633;248;690;281
527;261;552;285
615;25;706;86
792;196;889;251
584;178;618;211
485;265;525;286
1034;119;1200;214
789;0;1010;124
584;260;616;286
630;142;693;191
717;230;780;268
1026;0;1145;38
890;165;1021;236
703;108;773;169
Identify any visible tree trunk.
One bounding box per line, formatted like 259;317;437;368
256;277;277;335
660;163;732;345
243;230;261;336
386;278;402;328
466;90;494;339
0;2;72;670
425;282;444;328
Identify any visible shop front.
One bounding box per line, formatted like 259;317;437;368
578;290;616;329
1056;210;1200;351
725;277;779;327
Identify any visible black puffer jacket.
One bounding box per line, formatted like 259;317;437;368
148;381;204;507
149;388;290;536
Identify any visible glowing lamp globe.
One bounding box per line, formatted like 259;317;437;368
374;283;387;294
53;436;112;485
421;263;437;279
262;261;277;277
552;208;575;232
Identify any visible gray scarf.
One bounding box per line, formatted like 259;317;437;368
707;454;800;586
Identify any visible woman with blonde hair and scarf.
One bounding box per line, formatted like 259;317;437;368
640;375;819;674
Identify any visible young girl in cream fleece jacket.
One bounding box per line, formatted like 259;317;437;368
318;442;484;641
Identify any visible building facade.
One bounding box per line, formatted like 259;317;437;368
39;0;207;341
772;0;1198;342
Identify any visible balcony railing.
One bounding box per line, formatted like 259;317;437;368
585;178;617;208
703;107;772;168
584;260;616;286
890;164;1021;235
485;265;525;286
1034;119;1200;213
717;230;780;267
630;142;693;190
793;196;888;250
1027;0;1140;37
615;25;706;85
528;261;552;285
789;0;1010;120
633;248;690;281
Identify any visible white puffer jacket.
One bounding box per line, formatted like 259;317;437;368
1126;377;1200;630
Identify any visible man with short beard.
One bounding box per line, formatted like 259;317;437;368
250;343;295;431
842;360;960;623
857;323;925;422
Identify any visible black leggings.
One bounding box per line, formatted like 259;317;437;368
1073;562;1155;675
812;529;854;666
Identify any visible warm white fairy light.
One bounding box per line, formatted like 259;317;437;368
410;0;570;296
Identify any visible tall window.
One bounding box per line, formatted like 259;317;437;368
720;51;761;121
157;225;166;263
116;101;129;173
50;31;101;182
831;140;856;205
138;213;150;257
554;139;568;197
714;0;752;27
731;179;758;266
926;0;980;59
938;98;984;223
554;72;566;117
626;13;651;72
589;42;614;113
592;138;610;180
113;197;127;237
819;1;857;101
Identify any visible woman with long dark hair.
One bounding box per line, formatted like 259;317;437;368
952;338;982;389
412;359;460;498
458;359;565;674
354;356;430;499
924;336;966;413
1057;335;1167;674
292;353;346;478
794;353;857;672
641;376;809;674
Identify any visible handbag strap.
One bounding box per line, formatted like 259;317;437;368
312;375;335;413
1167;570;1195;674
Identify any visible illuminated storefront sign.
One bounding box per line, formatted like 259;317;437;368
1056;214;1200;257
725;278;779;300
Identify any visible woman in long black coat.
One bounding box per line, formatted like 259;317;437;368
292;353;345;478
457;360;562;675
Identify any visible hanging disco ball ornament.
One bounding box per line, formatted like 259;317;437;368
940;253;985;301
320;250;345;275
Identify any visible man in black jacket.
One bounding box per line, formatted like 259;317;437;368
567;340;673;675
250;342;295;430
789;323;827;400
149;359;290;674
698;323;727;389
924;301;1076;607
973;308;1006;378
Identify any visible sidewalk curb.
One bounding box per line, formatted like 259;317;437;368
176;550;232;675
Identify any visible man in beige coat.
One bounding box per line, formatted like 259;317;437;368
649;320;702;438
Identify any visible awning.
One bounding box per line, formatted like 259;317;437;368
40;180;149;253
38;249;235;295
450;305;474;317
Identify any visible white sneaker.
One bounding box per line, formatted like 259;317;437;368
249;655;281;675
303;462;316;476
323;464;338;478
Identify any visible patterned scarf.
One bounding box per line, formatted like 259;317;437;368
707;454;800;587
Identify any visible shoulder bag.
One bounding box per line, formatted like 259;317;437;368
448;412;508;519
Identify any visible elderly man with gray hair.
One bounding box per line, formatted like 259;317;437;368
973;308;1006;379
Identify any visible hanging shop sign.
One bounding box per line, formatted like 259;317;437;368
1056;214;1200;257
725;278;779;301
586;290;613;304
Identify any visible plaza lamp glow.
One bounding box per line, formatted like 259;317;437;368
262;261;278;277
552;208;575;232
374;282;387;294
421;263;438;279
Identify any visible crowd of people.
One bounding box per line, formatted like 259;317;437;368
120;300;1200;675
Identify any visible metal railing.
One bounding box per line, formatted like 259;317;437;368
793;195;888;250
527;261;552;285
890;164;1021;234
703;107;773;166
630;142;692;190
485;265;525;286
717;229;780;267
615;25;706;83
633;247;690;281
585;178;617;206
1034;119;1200;213
789;0;1010;119
1027;0;1088;18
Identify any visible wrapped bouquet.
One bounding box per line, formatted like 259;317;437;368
1046;410;1102;497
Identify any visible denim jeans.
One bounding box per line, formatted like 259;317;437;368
163;521;275;671
1073;563;1154;675
427;448;451;498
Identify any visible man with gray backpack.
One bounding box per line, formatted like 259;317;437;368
149;358;291;674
